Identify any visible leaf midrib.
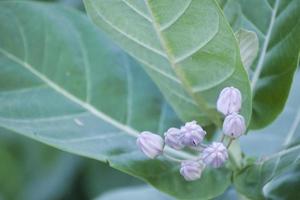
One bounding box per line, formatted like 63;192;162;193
143;0;221;125
0;47;195;161
0;48;139;137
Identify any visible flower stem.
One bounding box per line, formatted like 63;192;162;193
162;153;183;163
163;146;196;161
220;134;225;142
227;141;243;170
227;138;234;148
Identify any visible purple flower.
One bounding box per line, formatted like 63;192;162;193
164;128;184;150
223;113;246;138
180;160;203;181
180;121;206;146
217;87;242;115
136;131;164;159
202;142;228;168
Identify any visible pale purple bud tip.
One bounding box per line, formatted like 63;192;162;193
164;128;184;150
223;113;246;138
180;160;203;181
136;131;164;159
202;142;228;168
217;86;242;115
180;121;206;146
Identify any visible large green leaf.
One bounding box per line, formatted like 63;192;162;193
222;0;300;129
83;0;252;127
234;71;300;199
0;2;231;199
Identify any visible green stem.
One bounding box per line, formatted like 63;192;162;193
228;141;243;170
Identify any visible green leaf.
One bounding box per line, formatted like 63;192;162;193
235;29;259;71
234;71;300;199
83;160;142;198
83;0;252;127
263;165;300;200
222;0;300;129
0;2;231;199
240;71;300;157
0;127;81;200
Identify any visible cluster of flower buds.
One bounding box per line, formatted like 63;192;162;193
217;87;246;138
136;86;246;181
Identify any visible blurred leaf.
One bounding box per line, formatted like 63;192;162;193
0;2;231;199
83;161;142;198
20;0;84;10
263;164;300;200
22;155;81;200
0;128;82;200
234;71;300;199
0;127;144;200
235;29;259;71
221;0;300;129
83;0;252;127
240;71;300;156
94;185;173;200
213;187;237;200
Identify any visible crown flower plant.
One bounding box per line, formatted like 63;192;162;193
164;128;184;150
136;131;164;159
180;160;204;181
136;86;246;181
202;142;229;168
217;86;242;115
180;121;207;147
223;113;246;138
1;0;299;199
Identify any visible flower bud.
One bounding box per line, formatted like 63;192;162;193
223;113;246;138
180;160;203;181
180;121;206;146
164;128;184;150
217;86;242;115
136;131;164;159
202;142;228;168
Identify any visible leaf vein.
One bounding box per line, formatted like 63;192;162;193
121;0;152;22
90;0;167;59
159;0;192;31
251;0;280;90
0;48;139;137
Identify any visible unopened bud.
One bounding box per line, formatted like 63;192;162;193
217;87;242;115
180;160;203;181
223;113;246;138
202;142;228;168
164;128;184;150
136;131;164;159
180;121;206;146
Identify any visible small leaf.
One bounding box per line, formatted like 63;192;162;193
235;29;259;71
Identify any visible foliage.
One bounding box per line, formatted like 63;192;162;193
0;0;299;199
222;0;300;129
